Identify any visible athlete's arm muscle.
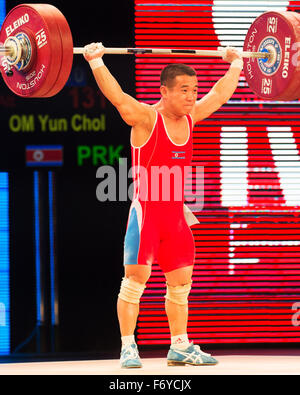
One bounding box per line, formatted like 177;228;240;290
92;65;153;127
191;48;242;124
191;66;241;124
84;43;154;129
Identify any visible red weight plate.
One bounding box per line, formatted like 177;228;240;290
39;4;73;97
243;11;300;101
0;4;62;98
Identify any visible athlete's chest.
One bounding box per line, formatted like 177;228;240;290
148;115;192;165
162;116;190;146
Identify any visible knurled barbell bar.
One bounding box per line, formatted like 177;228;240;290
0;4;300;100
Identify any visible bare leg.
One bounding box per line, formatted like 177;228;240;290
164;265;218;366
117;265;151;337
164;265;194;337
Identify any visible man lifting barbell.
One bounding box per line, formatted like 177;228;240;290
1;2;300;369
83;42;243;368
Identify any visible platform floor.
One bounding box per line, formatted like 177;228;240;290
0;353;299;375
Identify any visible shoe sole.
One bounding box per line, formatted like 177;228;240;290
167;360;218;367
121;364;143;369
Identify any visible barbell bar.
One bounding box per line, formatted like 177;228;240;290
0;47;12;55
0;3;300;100
0;44;270;64
73;47;269;59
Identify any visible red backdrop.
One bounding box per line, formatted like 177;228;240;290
135;0;300;345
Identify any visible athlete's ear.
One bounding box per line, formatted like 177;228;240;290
160;85;168;98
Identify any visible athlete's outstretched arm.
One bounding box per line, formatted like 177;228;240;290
84;43;153;128
191;47;243;124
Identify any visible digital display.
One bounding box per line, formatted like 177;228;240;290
0;173;9;355
0;1;133;355
135;0;300;345
0;20;127;172
0;0;9;356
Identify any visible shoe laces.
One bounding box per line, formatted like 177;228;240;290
121;344;140;360
193;344;211;357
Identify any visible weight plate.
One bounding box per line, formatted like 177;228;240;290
40;4;73;97
243;11;300;101
0;4;63;97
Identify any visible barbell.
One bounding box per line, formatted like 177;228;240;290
0;3;300;100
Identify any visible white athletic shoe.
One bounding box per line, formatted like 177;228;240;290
120;343;142;369
167;342;218;366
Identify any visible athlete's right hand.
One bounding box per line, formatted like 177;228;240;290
83;42;105;62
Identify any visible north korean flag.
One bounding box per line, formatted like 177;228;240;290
26;146;63;167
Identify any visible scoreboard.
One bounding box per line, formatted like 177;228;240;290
0;0;134;355
0;0;134;172
0;67;127;170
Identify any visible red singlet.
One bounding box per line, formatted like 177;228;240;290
123;111;195;273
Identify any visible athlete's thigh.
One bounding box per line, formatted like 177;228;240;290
123;201;160;274
164;265;194;286
124;264;152;284
158;221;195;274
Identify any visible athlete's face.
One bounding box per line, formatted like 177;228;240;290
161;74;198;116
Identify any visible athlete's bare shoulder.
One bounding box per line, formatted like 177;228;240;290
140;102;157;128
131;102;157;147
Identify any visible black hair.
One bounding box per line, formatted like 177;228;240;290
160;63;197;87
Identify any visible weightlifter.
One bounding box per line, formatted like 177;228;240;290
83;43;243;368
